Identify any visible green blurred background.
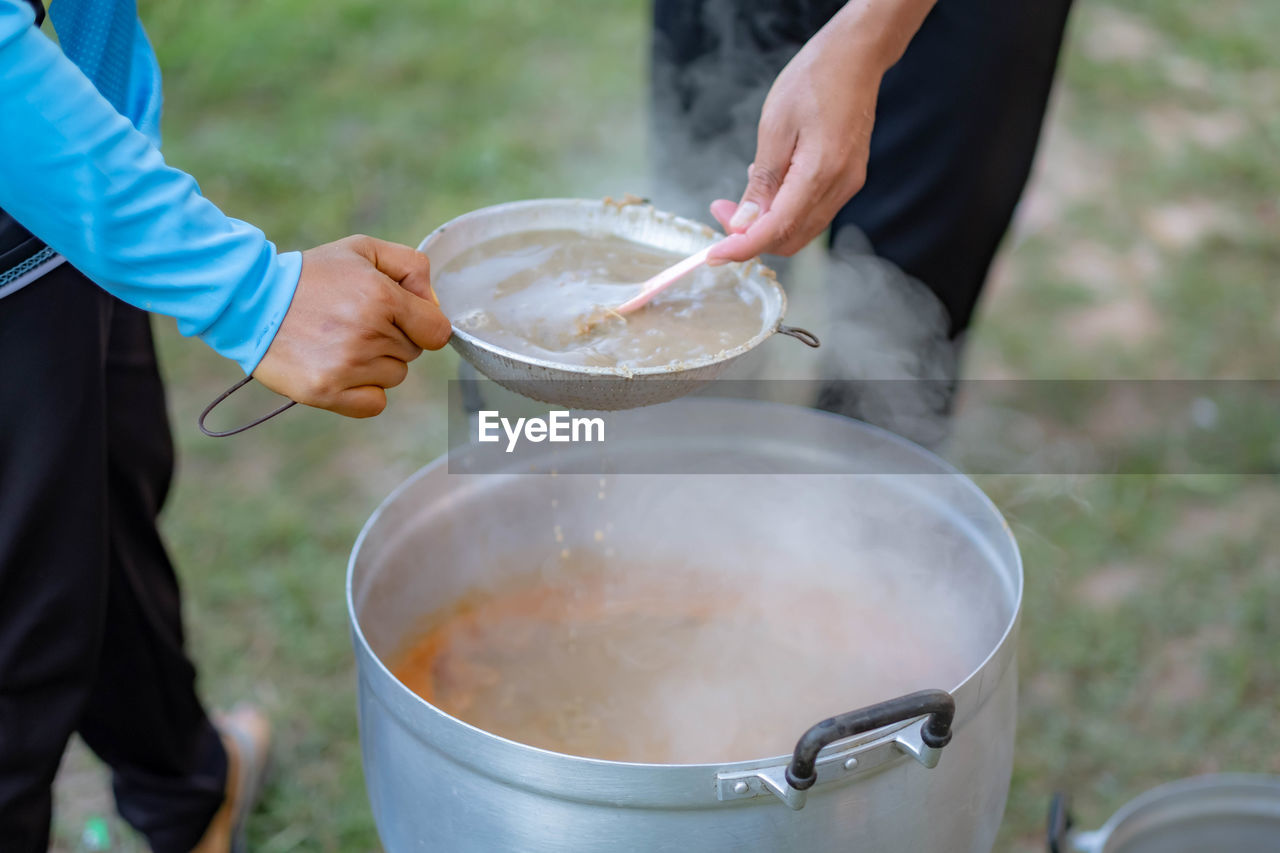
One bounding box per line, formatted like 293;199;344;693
50;0;1278;850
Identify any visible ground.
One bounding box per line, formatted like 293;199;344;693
48;0;1278;850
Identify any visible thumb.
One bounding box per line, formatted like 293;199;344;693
728;122;795;233
352;236;438;304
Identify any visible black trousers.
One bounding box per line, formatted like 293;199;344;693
0;265;226;852
651;0;1072;446
652;0;1074;337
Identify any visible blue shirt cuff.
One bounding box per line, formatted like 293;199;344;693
199;249;303;374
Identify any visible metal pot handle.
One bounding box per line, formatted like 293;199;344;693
1047;792;1074;853
197;375;297;437
716;688;955;811
777;325;820;348
787;689;955;790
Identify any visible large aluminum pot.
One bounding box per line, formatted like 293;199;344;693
347;400;1023;852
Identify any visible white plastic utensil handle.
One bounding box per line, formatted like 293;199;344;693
614;242;718;316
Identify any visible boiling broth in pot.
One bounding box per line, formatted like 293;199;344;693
391;548;986;764
432;230;768;368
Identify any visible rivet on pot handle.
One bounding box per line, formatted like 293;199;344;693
777;325;820;348
716;689;955;812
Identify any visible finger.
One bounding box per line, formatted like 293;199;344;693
326;385;388;419
352;236;438;305
709;199;738;232
770;163;868;257
389;284;452;351
772;206;838;257
708;167;820;262
350;355;410;390
358;315;423;364
770;191;847;257
711;210;815;262
379;316;426;363
731;119;798;231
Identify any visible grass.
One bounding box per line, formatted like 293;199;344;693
47;0;1278;850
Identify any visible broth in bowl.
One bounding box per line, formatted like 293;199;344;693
432;230;768;369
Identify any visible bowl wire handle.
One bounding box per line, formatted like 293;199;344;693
197;375;298;438
777;325;820;348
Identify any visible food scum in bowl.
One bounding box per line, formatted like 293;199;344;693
432;229;767;369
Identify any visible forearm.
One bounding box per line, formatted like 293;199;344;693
0;0;300;373
706;0;938;261
820;0;938;77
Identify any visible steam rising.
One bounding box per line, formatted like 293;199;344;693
637;4;964;448
386;472;1010;765
391;11;1006;763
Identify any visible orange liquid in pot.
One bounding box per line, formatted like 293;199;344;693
390;551;983;764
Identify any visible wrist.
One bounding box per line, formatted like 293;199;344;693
822;0;937;77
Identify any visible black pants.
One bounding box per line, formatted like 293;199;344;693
652;0;1074;337
651;0;1072;446
0;265;226;852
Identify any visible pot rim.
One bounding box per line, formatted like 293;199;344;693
346;399;1024;782
1075;773;1280;853
417;197;790;380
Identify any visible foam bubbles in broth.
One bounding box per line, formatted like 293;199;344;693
391;546;988;765
433;230;767;368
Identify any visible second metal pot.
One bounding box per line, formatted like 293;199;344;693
1049;774;1280;853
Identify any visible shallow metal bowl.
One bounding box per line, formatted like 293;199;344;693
418;198;817;410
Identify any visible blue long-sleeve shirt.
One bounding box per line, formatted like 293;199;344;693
0;0;301;373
